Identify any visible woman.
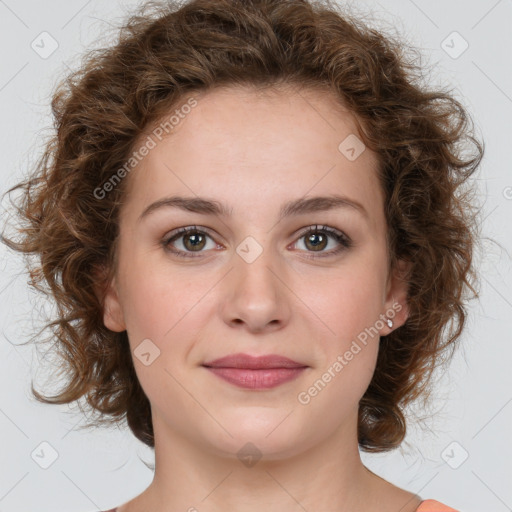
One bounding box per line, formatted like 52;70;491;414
1;0;483;510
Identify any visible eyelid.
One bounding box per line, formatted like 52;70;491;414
294;224;350;243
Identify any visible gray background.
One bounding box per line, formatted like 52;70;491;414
0;1;511;511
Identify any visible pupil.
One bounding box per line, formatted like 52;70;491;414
308;233;325;251
186;233;204;250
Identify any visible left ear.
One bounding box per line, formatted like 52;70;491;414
381;258;412;334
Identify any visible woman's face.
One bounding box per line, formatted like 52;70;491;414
102;86;409;460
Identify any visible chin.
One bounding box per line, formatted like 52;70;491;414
198;415;311;462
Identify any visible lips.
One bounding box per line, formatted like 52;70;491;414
202;353;307;369
202;353;308;390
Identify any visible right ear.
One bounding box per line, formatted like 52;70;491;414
93;264;126;333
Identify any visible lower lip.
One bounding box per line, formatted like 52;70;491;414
203;367;307;389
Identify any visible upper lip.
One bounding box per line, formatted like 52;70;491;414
202;353;307;369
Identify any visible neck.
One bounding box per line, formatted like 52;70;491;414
118;408;420;512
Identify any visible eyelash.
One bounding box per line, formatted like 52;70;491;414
161;224;353;259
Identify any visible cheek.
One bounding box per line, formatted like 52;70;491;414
115;244;200;338
296;262;386;340
292;258;385;392
297;279;382;414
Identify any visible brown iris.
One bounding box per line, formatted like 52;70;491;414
304;231;327;252
183;231;207;251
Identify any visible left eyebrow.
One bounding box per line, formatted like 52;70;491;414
137;194;368;223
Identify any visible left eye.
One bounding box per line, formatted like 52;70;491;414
162;224;352;259
292;225;352;256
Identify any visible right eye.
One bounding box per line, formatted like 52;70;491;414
161;226;220;258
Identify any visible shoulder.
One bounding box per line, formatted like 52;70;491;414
416;499;460;511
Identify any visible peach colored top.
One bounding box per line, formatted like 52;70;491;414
416;500;459;511
102;500;459;511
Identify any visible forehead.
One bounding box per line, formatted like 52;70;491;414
122;85;384;231
155;84;364;157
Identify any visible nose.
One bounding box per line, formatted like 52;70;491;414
220;244;291;334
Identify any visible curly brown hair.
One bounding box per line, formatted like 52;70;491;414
1;0;483;452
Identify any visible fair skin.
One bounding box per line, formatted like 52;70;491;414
101;85;421;512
